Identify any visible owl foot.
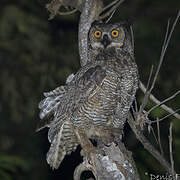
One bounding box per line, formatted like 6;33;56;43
81;146;101;166
80;146;100;158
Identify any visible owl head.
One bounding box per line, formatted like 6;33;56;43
89;22;132;52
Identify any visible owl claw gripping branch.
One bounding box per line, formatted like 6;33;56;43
37;22;139;169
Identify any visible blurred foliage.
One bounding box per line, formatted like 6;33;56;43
0;154;29;180
0;0;179;179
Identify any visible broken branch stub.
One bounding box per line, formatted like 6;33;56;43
46;0;84;19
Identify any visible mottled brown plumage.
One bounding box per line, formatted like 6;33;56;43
37;22;139;169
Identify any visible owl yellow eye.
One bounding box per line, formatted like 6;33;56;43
111;30;119;38
94;30;102;38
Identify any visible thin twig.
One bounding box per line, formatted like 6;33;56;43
134;98;138;113
58;8;77;15
162;10;180;60
140;82;180;120
139;21;170;111
139;65;154;114
150;125;159;145
128;113;176;175
99;0;125;20
169;122;175;177
105;9;116;23
139;11;180;118
148;90;180;114
149;20;170;93
101;0;119;12
146;66;154;95
131;104;136;119
149;10;180;97
156;118;164;155
162;19;170;54
130;25;134;52
150;108;180;124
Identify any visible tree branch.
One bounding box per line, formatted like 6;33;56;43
74;161;96;180
148;90;180;114
127;113;176;175
156;118;164;155
169;123;175;178
46;0;84;19
139;11;180;120
151;109;180;124
74;142;140;180
78;0;103;66
140;82;180;120
98;0;125;20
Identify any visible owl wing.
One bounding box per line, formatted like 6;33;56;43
37;73;76;132
38;63;107;169
71;64;107;106
113;67;139;128
36;85;67;131
47;63;107;141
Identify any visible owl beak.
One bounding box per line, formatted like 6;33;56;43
101;34;111;48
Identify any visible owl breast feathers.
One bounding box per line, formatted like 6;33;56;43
37;22;139;169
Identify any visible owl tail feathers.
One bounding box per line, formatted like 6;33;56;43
46;122;66;169
46;121;78;169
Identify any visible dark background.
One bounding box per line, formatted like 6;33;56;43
0;0;180;179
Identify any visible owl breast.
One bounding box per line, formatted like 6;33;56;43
72;72;117;127
72;63;123;120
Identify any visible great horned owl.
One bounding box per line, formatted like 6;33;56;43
37;22;139;169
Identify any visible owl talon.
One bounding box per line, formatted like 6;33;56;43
81;146;100;159
81;146;101;165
